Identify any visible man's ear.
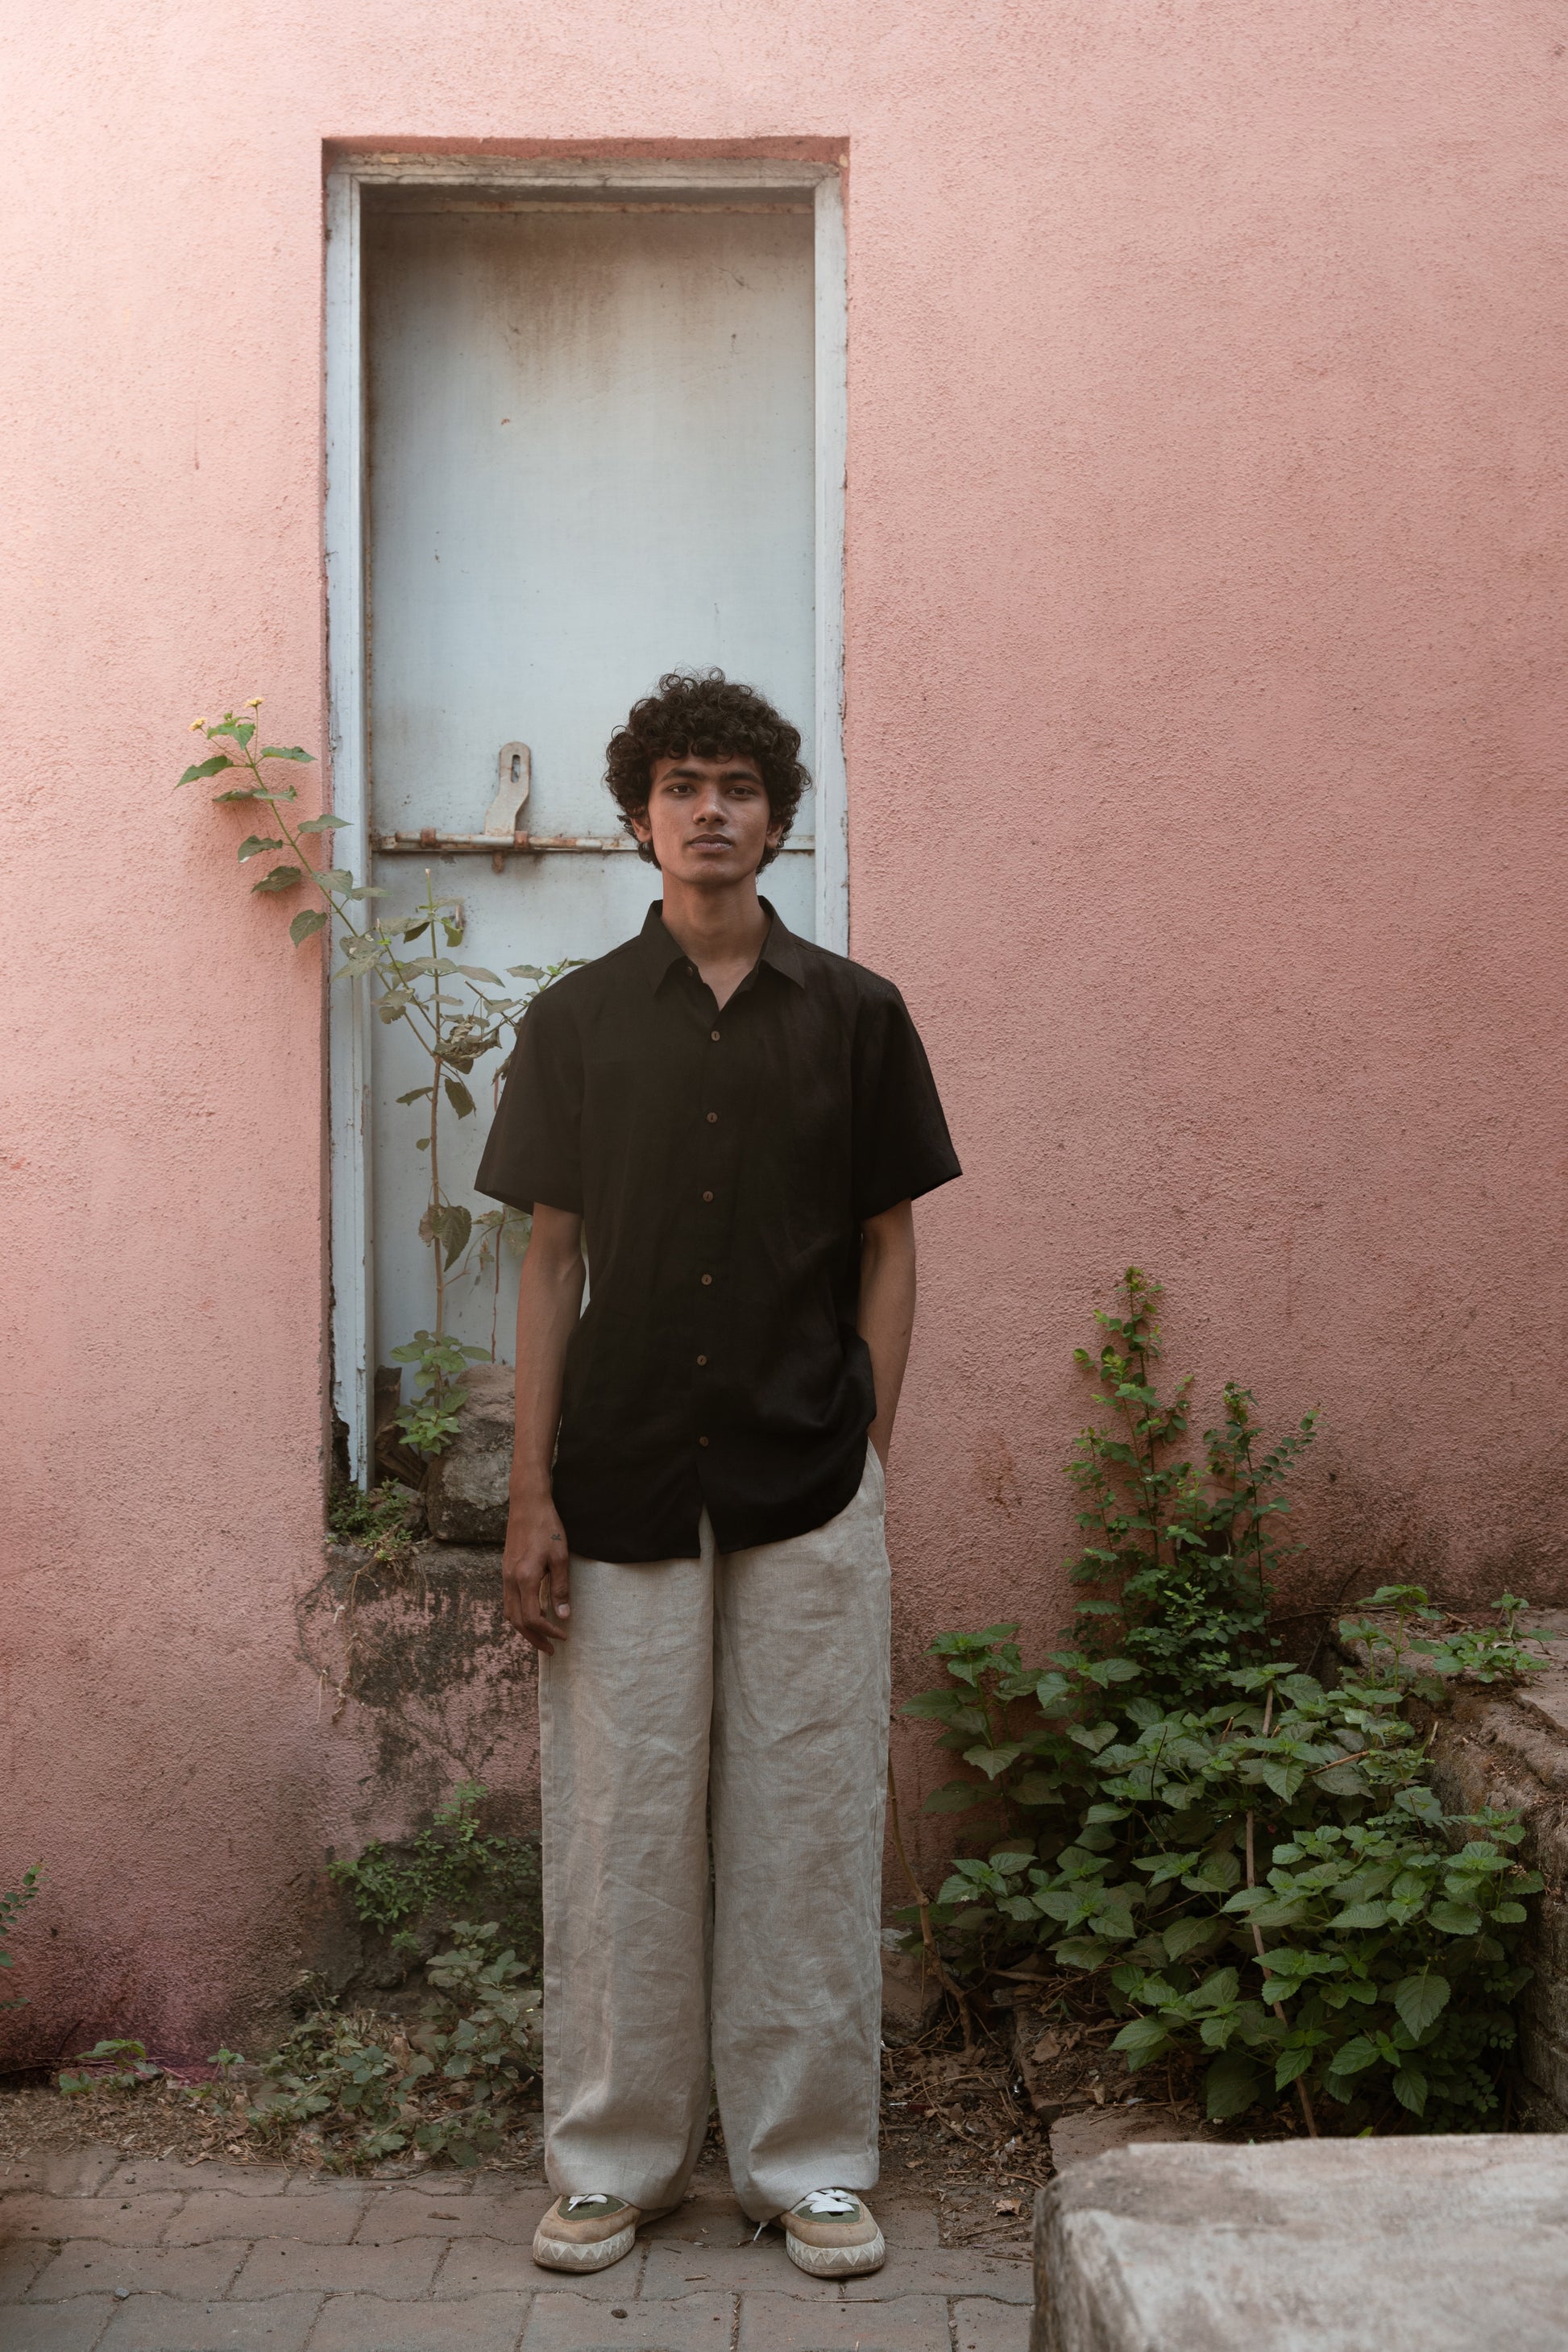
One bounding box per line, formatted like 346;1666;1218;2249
628;803;652;845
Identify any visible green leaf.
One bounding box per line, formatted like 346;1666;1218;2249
1491;1901;1528;1925
211;785;263;803
208;719;255;746
1110;2016;1171;2069
444;1077;477;1120
963;1744;1023;1781
237;835;285;862
396;1088;433;1106
1329;1902;1391;1931
297;812;348;832
1392;1973;1450;2039
315;869;355;893
923;1780;985;1814
1053;1937;1113;1971
1391;2065;1429;2116
1163;1916;1219;1961
260;745;316;762
1204;2051;1263;2120
902;1690;964;1722
290;908;329;945
1429;1901;1483;1936
1274;2045;1316;2089
1014;1773;1067;1807
178;753;234;784
1326;2034;1379;2077
457;964;502;985
251;865;303;895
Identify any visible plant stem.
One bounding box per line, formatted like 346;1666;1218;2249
886;1758;975;2051
1246;1686;1319;2138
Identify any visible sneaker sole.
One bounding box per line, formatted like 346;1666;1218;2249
532;2222;638;2273
784;2228;886;2279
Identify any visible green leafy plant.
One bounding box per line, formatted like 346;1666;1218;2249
1340;1585;1552;1698
59;2039;165;2097
902;1271;1548;2133
327;1481;422;1564
177;706;572;1460
329;1781;541;1975
226;1926;541;2170
0;1865;41;2010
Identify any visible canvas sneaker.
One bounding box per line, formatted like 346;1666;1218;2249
780;2188;886;2277
532;2193;649;2272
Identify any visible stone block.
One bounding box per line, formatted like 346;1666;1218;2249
168;2189;369;2245
357;2191;551;2242
641;2238;803;2297
952;2300;1031;2352
106;2157;286;2197
97;2292;322;2351
736;2295;952;2350
27;2239;245;2301
0;2192;184;2246
1031;2135;1568;2352
1;2297;118;2350
311;2293;530;2350
233;2233;445;2298
0;2148;120;2198
425;1366;516;1544
523;2292;732;2351
840;2249;1031;2303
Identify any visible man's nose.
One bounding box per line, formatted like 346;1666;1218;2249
692;791;728;826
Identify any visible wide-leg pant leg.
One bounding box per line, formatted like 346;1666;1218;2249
537;1524;716;2210
708;1452;892;2220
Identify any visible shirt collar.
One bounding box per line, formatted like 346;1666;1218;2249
635;898;806;993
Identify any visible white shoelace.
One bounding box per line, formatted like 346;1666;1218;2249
798;2189;860;2217
565;2194;613;2211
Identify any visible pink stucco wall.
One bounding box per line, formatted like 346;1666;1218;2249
4;2;1566;2060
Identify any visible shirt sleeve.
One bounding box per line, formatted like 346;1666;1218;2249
475;984;585;1214
851;982;962;1222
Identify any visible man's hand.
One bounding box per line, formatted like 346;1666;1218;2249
500;1201;587;1655
503;1491;572;1653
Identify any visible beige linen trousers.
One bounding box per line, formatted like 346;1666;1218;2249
537;1450;891;2221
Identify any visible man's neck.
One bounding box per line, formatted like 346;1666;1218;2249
657;876;770;1007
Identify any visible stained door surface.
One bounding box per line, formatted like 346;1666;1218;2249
363;195;818;1371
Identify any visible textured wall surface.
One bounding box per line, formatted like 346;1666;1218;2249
2;1;1566;2058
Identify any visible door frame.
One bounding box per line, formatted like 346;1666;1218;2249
324;154;848;1482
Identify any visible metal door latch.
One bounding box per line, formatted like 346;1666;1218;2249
376;740;641;870
375;740;815;868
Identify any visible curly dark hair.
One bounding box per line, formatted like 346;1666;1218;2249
604;670;810;868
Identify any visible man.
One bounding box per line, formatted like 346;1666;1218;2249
476;670;960;2280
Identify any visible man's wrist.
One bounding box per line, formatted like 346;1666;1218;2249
508;1467;557;1511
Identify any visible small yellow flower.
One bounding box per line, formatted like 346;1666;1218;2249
190;718;207;731
246;696;263;709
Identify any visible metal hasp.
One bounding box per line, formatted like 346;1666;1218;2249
377;740;536;869
375;738;815;865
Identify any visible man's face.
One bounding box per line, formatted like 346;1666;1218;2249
633;752;782;886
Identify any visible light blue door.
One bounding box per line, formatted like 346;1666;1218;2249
362;193;818;1380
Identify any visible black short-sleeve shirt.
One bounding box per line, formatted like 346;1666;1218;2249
475;900;961;1562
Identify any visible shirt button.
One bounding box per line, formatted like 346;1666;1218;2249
699;1434;710;1447
701;1273;713;1286
706;1110;718;1123
696;1354;707;1367
711;1030;720;1042
702;1189;714;1203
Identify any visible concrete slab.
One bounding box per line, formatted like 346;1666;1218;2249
1031;2134;1568;2351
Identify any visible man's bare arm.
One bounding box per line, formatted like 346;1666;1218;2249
857;1198;917;1468
502;1202;586;1653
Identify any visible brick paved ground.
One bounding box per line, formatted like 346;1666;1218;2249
0;2151;1031;2352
